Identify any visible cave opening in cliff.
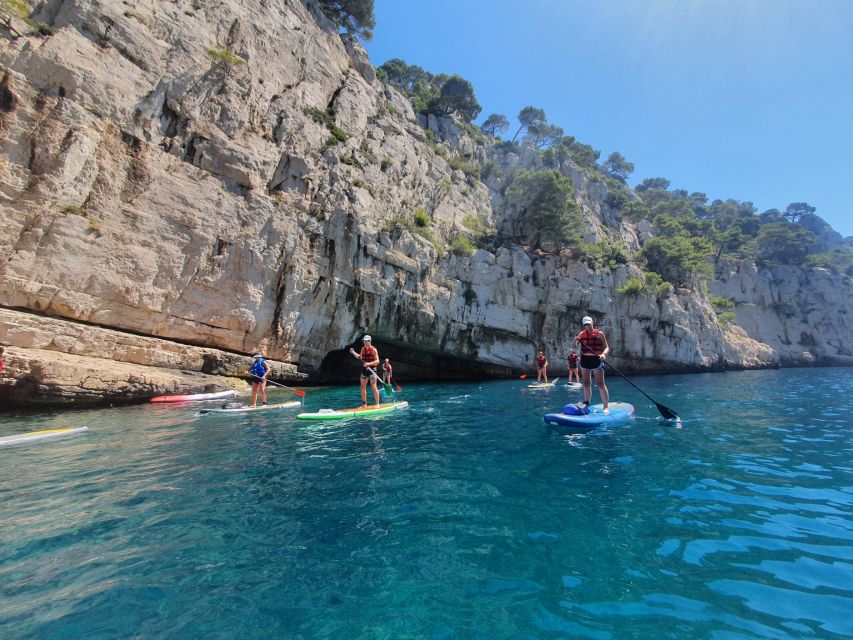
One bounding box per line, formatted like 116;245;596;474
317;340;516;384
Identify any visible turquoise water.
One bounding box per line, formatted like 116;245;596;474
1;368;852;639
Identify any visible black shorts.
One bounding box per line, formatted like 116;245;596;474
580;355;602;370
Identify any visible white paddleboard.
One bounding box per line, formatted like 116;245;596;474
199;400;301;414
528;378;559;389
150;390;237;403
0;426;89;447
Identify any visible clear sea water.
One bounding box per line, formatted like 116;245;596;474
1;368;852;640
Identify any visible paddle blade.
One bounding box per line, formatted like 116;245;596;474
396;385;403;392
656;403;679;420
292;389;306;397
520;374;527;379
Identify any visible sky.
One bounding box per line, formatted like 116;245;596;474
365;0;853;237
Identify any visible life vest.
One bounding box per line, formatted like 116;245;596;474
250;358;267;377
578;329;605;356
359;346;378;365
568;352;578;365
382;362;392;373
536;355;547;367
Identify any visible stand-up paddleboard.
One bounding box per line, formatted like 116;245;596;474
199;400;301;414
297;401;409;421
543;402;635;428
0;426;89;447
564;382;582;389
528;378;559;389
151;390;237;403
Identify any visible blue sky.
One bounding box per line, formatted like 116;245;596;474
365;0;853;237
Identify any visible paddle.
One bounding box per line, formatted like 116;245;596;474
249;374;306;397
577;344;679;420
349;348;394;394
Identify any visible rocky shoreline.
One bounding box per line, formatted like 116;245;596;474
1;0;850;409
1;298;849;409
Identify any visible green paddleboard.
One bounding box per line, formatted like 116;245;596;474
297;401;409;421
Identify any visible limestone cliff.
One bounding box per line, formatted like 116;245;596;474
0;0;850;407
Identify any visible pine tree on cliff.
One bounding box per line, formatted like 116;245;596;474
320;0;375;40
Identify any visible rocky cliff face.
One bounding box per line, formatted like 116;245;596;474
1;0;850;407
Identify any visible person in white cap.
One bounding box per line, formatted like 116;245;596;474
574;316;610;413
349;335;381;407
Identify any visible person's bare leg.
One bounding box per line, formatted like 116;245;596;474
593;368;609;412
371;379;380;407
582;369;592;404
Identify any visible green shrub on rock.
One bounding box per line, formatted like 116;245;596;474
451;233;476;256
206;47;245;65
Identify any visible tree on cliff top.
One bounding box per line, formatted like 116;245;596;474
784;202;816;223
603;151;635;183
511;106;546;142
481;114;510;137
504;170;581;247
377;59;481;122
635;177;671;192
428;75;481;122
757;222;816;264
320;0;375;40
377;58;428;94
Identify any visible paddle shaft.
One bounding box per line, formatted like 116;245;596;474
249;374;305;397
576;343;679;419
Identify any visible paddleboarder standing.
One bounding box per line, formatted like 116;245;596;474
575;316;610;413
349;335;381;408
567;350;580;383
382;358;393;386
535;350;549;383
249;351;271;407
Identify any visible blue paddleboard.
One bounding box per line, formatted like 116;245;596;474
543;402;635;428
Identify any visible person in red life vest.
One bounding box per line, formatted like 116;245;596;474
535;350;549;383
0;345;6;376
566;350;580;384
349;335;381;408
381;358;393;386
574;316;611;413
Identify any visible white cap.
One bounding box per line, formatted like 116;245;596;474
582;316;593;326
362;335;372;341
